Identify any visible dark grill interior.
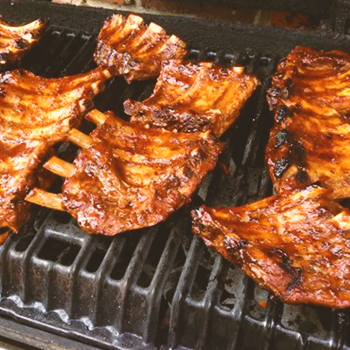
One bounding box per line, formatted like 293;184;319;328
1;1;350;349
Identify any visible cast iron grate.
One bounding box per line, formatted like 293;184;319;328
0;2;350;349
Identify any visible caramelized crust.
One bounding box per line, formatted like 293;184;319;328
0;17;47;71
124;60;259;136
62;111;223;235
192;185;350;308
0;67;110;232
266;46;350;198
94;14;187;83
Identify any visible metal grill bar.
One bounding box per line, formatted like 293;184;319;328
143;218;185;344
168;236;203;349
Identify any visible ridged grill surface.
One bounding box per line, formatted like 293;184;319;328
1;1;350;349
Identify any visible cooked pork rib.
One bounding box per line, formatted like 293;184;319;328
0;17;47;70
124;60;259;136
266;46;350;199
36;110;223;236
94;14;187;83
192;185;350;308
0;67;110;232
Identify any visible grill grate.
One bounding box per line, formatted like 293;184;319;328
1;2;350;350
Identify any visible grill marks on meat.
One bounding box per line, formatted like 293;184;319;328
124;60;259;136
94;14;187;83
0;67;110;232
266;46;350;199
61;111;223;235
0;17;47;71
192;185;350;308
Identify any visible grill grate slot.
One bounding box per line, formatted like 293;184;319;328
94;77;128;114
43;33;90;77
110;234;141;281
137;226;170;289
37;238;81;266
27;30;73;76
52;211;72;225
85;248;107;274
14;233;36;253
62;35;97;76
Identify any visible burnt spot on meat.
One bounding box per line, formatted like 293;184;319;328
276;105;292;124
283;78;293;99
274;157;290;178
224;235;247;253
183;166;193;178
290;141;306;167
0;88;6;98
296;169;310;184
0;18;47;70
15;39;29;50
269;87;282;98
286;269;302;292
275;129;290;147
31;31;41;39
80;99;94;111
270;248;294;274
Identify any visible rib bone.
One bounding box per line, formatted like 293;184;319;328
44;156;77;178
26;188;64;211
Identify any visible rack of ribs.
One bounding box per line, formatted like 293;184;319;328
266;46;350;199
94;14;187;83
192;184;350;308
0;67;111;234
124;59;259;136
0;17;47;71
26;109;224;236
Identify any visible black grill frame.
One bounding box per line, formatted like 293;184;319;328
1;1;350;349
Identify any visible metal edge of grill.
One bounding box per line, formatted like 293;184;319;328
0;1;350;350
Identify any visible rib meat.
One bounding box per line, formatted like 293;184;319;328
192;185;350;308
0;67;110;232
124;60;259;136
266;46;350;199
61;111;223;235
0;17;47;71
94;14;187;83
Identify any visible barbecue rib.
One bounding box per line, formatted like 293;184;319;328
26;110;224;235
0;67;111;232
94;14;187;83
192;184;350;308
266;46;350;199
124;60;259;136
0;17;47;71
